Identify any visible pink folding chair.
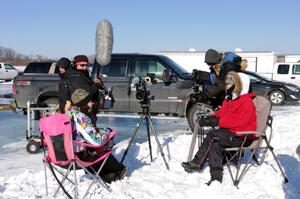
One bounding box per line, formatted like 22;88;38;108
40;113;116;199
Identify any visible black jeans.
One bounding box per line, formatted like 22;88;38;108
192;128;247;181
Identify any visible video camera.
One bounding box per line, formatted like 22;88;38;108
134;73;156;104
192;69;205;85
190;69;208;103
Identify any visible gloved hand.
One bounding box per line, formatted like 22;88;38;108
198;116;219;127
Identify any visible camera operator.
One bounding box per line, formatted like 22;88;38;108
201;49;251;107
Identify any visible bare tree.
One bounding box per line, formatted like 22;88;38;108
0;46;48;65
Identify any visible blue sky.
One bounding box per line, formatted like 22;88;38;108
1;0;300;59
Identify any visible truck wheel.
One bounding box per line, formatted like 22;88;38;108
187;103;214;131
269;90;285;105
26;141;40;154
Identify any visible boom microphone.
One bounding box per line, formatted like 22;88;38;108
93;19;113;78
297;144;300;159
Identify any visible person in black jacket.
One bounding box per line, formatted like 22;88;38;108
202;49;224;108
57;57;72;113
202;49;248;108
68;55;104;125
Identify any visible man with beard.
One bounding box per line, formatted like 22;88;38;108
68;55;104;125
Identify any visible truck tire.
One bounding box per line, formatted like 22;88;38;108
187;103;214;131
269;90;285;105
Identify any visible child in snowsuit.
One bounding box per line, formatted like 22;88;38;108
67;88;127;183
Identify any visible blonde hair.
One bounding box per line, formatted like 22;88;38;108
240;59;248;71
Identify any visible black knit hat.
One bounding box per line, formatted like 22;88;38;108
205;49;222;65
56;57;71;69
73;55;89;64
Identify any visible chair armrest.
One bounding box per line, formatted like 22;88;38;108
236;131;264;136
73;140;110;149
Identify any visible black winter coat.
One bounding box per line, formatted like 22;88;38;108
67;68;105;125
58;73;70;113
204;64;242;108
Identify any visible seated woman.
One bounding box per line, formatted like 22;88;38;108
66;88;127;183
181;71;257;185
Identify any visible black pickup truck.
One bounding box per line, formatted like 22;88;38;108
12;54;203;129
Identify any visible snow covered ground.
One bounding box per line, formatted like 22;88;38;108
0;104;300;199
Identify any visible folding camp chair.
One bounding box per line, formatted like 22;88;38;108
40;113;116;199
224;95;288;188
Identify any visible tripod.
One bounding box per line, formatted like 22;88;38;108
187;103;214;161
120;102;170;170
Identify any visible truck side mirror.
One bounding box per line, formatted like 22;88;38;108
162;69;171;83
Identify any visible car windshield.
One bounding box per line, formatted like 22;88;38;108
247;72;271;82
159;56;188;75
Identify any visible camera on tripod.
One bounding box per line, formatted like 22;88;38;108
190;69;207;103
122;73;170;169
134;73;156;104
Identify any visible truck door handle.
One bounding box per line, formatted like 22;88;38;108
291;77;295;79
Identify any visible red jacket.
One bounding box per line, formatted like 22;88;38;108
211;93;257;139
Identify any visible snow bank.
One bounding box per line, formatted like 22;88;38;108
0;107;300;199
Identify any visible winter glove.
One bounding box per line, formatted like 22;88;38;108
199;116;219;127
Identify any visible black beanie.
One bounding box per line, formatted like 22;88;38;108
205;49;222;65
73;55;89;64
56;57;71;69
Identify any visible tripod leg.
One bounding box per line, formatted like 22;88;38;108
147;116;170;170
121;115;144;163
146;117;153;162
187;119;199;161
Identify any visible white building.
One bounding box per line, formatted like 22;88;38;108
158;50;288;77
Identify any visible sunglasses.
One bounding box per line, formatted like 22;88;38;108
78;64;89;67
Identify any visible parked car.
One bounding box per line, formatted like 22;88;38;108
0;62;19;81
244;71;300;105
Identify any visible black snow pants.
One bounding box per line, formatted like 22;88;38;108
192;128;246;181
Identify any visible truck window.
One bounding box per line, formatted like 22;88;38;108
24;62;52;73
102;59;127;77
292;64;300;75
4;64;15;70
135;59;166;81
277;64;289;74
